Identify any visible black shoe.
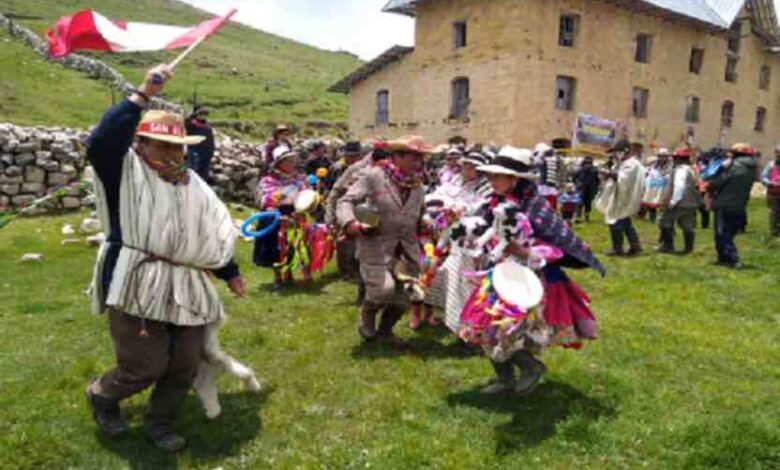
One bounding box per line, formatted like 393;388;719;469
85;381;127;438
626;247;644;257
376;332;407;346
145;425;187;453
604;249;625;257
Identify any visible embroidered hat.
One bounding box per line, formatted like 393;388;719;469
673;147;692;159
136;110;205;145
385;135;433;155
731;142;756;156
478;146;535;178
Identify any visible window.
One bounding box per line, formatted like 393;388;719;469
759;65;771;90
450;78;470;119
376;90;389;126
728;22;741;54
689;48;704;74
685;96;700;123
755;107;767;132
558;14;579;47
555;76;576;110
635;34;652;63
453;21;467;49
721;101;734;128
725;56;738;82
632;87;649;118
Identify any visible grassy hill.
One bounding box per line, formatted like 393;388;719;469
0;0;362;138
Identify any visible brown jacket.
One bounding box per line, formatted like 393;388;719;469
336;166;423;269
325;156;372;227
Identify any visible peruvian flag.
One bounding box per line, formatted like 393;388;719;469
46;9;237;58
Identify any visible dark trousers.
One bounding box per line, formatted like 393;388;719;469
609;217;641;252
698;203;710;229
187;151;212;181
714;209;746;265
769;194;780;236
97;310;205;428
336;238;359;278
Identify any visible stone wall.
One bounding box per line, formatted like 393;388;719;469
0;123;91;211
0;122;312;212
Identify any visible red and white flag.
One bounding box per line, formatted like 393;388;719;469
46;9;237;58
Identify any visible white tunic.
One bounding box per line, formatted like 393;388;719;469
90;149;238;326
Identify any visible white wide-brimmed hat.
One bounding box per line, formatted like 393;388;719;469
446;146;464;158
533;142;554;157
478;146;535;178
271;145;297;167
461;151;488;167
657;148;671;156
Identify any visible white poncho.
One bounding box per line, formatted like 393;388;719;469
596;157;647;224
90;149;238;326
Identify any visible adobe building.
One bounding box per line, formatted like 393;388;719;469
330;0;780;157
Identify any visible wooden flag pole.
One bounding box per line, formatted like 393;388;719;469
169;35;206;69
152;36;207;84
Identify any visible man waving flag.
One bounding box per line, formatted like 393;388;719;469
46;8;237;58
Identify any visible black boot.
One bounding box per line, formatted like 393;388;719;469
377;305;407;345
681;231;695;254
512;351;547;395
358;302;379;341
626;224;643;256
605;226;625;256
85;380;128;437
655;228;674;254
481;359;515;394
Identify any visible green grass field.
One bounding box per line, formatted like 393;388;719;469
0;0;361;138
0;201;778;469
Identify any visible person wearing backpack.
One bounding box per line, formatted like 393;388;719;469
760;145;780;237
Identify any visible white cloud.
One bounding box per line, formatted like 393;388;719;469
180;0;414;60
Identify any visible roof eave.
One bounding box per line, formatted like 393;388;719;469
328;46;414;94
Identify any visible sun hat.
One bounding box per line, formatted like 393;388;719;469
273;124;291;138
271;145;297;167
533;142;554;157
477;146;535;178
731;143;755;156
461;151;489;167
385;135;433;155
136;110;205;145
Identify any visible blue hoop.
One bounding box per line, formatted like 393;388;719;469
240;211;281;239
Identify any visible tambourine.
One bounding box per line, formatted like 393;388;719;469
491;261;544;311
294;189;321;213
240;211;281;239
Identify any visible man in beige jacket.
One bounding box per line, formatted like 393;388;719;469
337;136;430;344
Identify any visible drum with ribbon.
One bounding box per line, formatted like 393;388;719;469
294;189;321;214
458;260;544;350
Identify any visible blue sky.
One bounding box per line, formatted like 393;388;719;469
180;0;414;60
181;0;780;61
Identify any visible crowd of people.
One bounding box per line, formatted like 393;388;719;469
81;64;777;452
